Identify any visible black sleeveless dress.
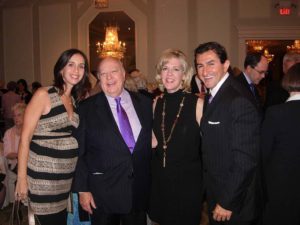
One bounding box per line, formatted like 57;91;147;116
149;90;203;225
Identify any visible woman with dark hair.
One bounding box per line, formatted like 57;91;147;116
262;62;300;225
15;48;91;225
16;78;32;104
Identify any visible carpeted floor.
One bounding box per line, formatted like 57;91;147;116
0;203;209;225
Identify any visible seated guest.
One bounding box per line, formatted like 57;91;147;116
0;143;7;208
262;62;300;225
2;81;21;131
3;103;26;204
16;79;32;104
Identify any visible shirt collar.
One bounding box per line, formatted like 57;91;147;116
243;72;252;85
105;89;129;105
286;93;300;102
210;72;229;97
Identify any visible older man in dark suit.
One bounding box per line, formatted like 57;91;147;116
195;42;262;225
73;57;152;225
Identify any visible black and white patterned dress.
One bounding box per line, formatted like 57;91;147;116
27;86;79;215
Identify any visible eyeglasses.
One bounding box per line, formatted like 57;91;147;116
252;67;268;76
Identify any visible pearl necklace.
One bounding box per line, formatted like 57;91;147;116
161;94;185;168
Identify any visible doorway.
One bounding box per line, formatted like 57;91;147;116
89;11;136;73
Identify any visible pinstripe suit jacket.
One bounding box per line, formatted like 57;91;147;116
72;91;152;214
236;72;263;112
200;75;262;221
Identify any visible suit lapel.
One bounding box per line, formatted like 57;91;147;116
202;76;231;121
240;73;253;94
128;92;144;146
95;92;124;141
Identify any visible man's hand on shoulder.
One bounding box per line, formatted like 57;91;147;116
212;203;232;222
79;192;97;214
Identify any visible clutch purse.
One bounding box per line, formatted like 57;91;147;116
9;199;41;225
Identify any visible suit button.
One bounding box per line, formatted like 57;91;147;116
203;169;207;173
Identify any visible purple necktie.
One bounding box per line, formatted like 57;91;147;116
249;83;257;98
208;93;213;104
115;97;135;153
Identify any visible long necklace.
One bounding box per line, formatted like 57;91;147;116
161;94;185;168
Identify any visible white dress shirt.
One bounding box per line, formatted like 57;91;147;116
105;89;141;142
210;72;230;98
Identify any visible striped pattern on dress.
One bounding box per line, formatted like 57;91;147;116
27;86;79;215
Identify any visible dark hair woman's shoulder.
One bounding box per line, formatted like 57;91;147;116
77;92;102;109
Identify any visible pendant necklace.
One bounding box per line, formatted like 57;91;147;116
161;93;185;168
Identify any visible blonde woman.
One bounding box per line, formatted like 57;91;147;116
3;103;26;203
149;49;203;225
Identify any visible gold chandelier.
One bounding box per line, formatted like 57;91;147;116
246;40;264;51
96;26;126;59
246;40;274;62
93;0;108;9
287;40;300;53
263;49;274;62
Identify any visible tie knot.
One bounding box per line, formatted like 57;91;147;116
249;83;255;92
115;97;121;105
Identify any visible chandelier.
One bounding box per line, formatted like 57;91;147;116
93;0;108;8
263;49;274;62
246;40;264;51
287;40;300;53
96;26;126;59
246;40;274;62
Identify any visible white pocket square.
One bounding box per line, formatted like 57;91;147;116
208;121;220;125
92;172;104;175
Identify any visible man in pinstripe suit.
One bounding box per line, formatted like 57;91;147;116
73;57;152;225
195;42;262;225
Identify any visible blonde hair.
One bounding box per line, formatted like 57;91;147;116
282;63;300;92
124;75;138;92
11;103;26;115
155;49;193;92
